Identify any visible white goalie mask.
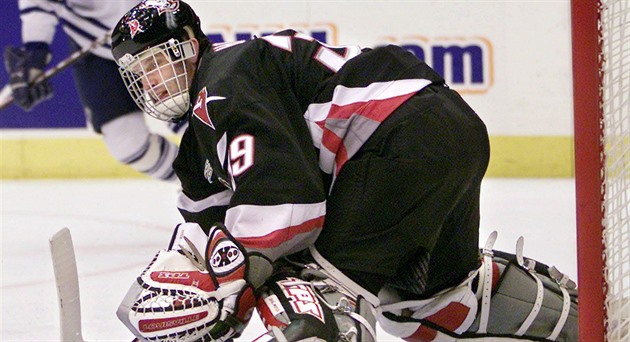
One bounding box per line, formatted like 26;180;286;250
117;38;196;121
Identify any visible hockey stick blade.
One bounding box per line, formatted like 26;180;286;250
50;227;86;342
0;32;111;112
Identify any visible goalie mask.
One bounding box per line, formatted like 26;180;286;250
111;0;208;121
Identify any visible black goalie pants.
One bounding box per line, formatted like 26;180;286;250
315;83;490;297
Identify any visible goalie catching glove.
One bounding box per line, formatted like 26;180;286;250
117;223;257;341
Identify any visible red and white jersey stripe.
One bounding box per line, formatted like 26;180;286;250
305;79;431;177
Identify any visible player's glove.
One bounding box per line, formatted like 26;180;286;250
4;42;53;111
117;222;257;341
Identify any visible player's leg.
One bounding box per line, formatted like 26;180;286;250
315;83;490;296
378;233;578;341
341;86;578;340
99;112;178;181
411;84;491;298
70;43;179;182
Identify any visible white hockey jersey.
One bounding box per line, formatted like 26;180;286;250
18;0;140;60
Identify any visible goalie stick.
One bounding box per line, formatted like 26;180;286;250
50;228;141;342
49;227;86;342
0;32;111;111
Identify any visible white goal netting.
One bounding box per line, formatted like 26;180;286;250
601;1;630;340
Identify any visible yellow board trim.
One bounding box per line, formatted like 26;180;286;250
1;138;143;179
0;136;575;179
486;136;574;178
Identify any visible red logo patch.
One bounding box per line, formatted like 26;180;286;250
192;88;225;129
127;19;144;39
150;270;216;292
193;87;214;128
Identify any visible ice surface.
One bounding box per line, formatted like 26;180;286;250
0;178;577;341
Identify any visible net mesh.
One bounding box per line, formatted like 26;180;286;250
601;0;630;340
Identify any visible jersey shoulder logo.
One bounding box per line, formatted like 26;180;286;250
192;87;225;129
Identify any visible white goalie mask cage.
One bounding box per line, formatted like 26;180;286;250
117;38;196;121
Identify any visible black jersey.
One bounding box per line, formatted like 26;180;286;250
174;29;445;263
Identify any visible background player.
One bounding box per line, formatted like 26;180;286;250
3;0;180;182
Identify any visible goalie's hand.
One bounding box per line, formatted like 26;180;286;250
4;43;53;111
118;223;256;341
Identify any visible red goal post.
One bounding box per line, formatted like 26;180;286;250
572;1;630;341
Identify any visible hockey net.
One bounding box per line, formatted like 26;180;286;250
572;1;630;341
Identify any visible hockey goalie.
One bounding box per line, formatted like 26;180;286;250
110;1;577;340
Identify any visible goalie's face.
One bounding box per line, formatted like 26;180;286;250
118;38;198;121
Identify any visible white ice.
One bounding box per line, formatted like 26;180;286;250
0;178;577;341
